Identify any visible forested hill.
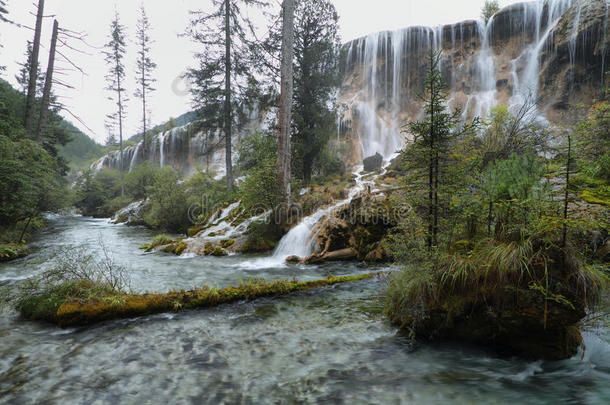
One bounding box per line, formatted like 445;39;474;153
0;78;103;168
57;120;103;168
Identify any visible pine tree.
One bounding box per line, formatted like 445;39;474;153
103;10;128;194
292;0;340;184
405;50;477;250
36;19;58;144
185;0;267;190
134;3;157;161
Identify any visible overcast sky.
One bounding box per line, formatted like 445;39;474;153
0;0;522;143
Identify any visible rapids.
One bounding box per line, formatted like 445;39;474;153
0;215;608;404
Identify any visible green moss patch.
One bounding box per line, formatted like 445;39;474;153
0;243;29;262
44;273;380;327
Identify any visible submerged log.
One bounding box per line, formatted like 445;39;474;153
55;273;381;328
303;248;357;264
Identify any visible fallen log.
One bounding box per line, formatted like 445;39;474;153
55;272;381;328
303;248;357;264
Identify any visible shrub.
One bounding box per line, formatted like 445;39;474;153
145;167;189;232
13;245;130;322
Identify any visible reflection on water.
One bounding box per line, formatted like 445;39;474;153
0;215;608;404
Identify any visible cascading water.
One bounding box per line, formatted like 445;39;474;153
268;0;608;266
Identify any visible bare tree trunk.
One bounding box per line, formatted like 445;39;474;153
117;68;125;196
36;19;58;144
224;0;233;191
25;0;44;135
142;71;147;161
277;0;295;212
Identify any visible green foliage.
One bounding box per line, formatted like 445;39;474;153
481;0;500;23
74;168;122;217
124;163;158;200
240;158;281;216
0;135;66;226
58;120;103;169
144;167;189;232
13;245;129;323
184;169;236;224
237;132;277;173
290;0;341;184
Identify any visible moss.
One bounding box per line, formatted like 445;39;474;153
52;272;380;328
580;186;610;206
221;239;235;248
211;246;227;256
0;243;29;262
174;242;188;256
187;225;206;237
139;244;150;251
203;242;214;255
151;234;174;247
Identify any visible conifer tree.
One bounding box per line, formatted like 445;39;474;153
134;3;157;160
185;0;267;190
103;11;128;194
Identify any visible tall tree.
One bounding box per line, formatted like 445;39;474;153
291;0;339;184
185;0;266;190
134;3;157;160
0;0;8;73
36;19;58;144
277;0;295;207
24;0;44;136
405;50;477;249
103;11;127;194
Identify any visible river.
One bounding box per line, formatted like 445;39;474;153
0;215;608;404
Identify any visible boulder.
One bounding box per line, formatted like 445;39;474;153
363;152;383;172
285;255;302;264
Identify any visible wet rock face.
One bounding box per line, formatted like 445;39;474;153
312;193;398;262
363;153;383;172
338;0;610;167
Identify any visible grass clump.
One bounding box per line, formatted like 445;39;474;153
14;245;130;323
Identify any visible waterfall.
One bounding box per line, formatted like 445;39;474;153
129;142;142;172
509;0;573;112
159;132;167;167
267;169;371;264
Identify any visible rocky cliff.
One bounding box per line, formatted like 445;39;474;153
338;0;610;166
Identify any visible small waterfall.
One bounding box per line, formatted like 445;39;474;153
269;169;370;264
509;0;573;111
159;132;167;167
129;142;142;172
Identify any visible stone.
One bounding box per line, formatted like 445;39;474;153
363;153;383;172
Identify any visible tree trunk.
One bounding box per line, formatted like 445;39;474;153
36;19;58;144
24;0;44;136
224;0;233;190
277;0;295;212
562;133;571;249
142;70;147;161
117;66;125;196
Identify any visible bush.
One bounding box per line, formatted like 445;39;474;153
145;167;189;232
125;163;158;200
184;170;235;224
240;158;281;216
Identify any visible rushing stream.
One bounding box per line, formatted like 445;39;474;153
0;215;609;404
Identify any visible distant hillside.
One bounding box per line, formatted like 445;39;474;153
128;111;197;143
0;78;102;169
58;120;104;168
